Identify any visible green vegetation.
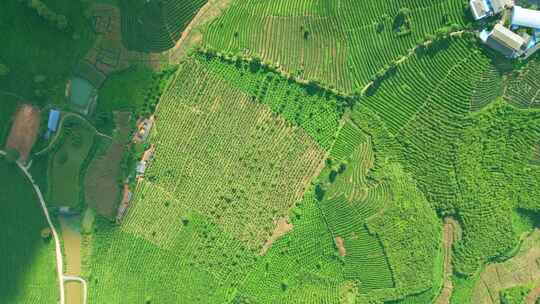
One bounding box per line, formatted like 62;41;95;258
0;158;58;303
48;115;97;208
120;0;208;52
0;0;94;103
3;0;540;303
203;0;467;93
500;285;532;304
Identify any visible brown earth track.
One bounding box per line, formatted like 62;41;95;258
260;217;293;256
435;218;460;304
5;104;40;163
166;0;232;63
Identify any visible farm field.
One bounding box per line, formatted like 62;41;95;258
0;158;58;303
202;0;468;93
48;115;97;208
84;112;131;218
119;0;208;52
3;0;540;303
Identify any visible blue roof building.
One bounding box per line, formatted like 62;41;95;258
48;110;60;132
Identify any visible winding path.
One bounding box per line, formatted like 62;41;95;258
0;150;88;304
35;111;112;157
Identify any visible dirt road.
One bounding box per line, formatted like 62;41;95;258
435;218;459;304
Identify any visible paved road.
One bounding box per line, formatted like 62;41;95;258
1;150;88;304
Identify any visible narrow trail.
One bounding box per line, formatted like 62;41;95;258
435;218;459;304
525;284;540;304
0;149;88;304
35;112;112;157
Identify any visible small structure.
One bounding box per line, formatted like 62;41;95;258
136;144;156;180
470;0;513;20
512;6;540;30
116;184;133;223
483;24;527;58
45;109;61;139
133;116;155;143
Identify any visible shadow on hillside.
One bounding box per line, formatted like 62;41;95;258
0;161;57;303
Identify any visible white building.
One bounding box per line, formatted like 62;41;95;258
512;6;540;30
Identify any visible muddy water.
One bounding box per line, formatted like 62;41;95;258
59;215;83;304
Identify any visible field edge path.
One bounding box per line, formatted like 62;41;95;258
1;149;89;304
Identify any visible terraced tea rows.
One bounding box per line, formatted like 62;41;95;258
504;59;540;109
194;52;347;150
203;0;466;93
120;0;207;52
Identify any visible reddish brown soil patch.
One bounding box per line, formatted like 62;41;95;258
5;105;40;163
525;284;540;304
84;112;130;218
335;236;347;257
260;217;293;256
435;218;460;304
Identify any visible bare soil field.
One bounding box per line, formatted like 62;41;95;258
84;112;130;218
167;0;232;63
335;236;347;257
260;217;293;256
59;215;82;304
5;105;40;163
472;230;540;304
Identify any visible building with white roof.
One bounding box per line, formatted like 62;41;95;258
512;6;540;30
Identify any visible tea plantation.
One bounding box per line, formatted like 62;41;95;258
2;0;540;303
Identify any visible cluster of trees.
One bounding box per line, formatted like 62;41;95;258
197;46;355;103
0;63;9;77
393;7;412;36
18;0;69;31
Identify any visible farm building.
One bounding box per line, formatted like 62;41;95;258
116;184;133;223
136;144;156;179
133;116;155;143
482;24;527;58
512;6;540;30
470;0;512;20
46;109;61;139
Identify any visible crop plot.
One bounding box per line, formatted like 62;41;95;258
203;0;467;93
120;0;208;52
48;116;96;207
504;59;540;109
0;159;58;303
5;104;40;163
84;112;131;218
123;59;325;251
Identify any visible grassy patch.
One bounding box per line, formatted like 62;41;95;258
0;158;58;303
48;115;96;207
96;66;155;113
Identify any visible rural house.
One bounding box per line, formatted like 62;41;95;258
133;116;155;143
469;0;512;20
472;1;540;59
483;24;527;58
116;184;132;223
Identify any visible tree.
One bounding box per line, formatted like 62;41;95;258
0;63;9;77
5;148;20;163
